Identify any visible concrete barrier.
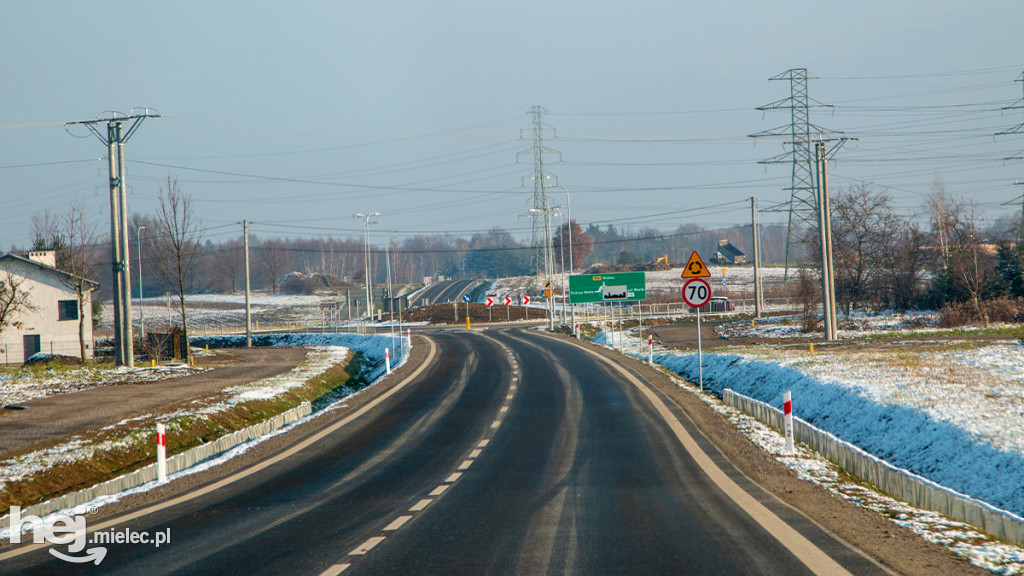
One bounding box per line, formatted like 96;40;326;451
2;402;312;522
722;388;1024;546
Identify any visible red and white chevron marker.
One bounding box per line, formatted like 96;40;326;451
503;296;512;306
485;296;494;307
783;391;794;455
521;295;530;305
157;422;168;483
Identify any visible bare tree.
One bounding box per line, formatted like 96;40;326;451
30;203;101;360
256;238;291;293
152;176;203;339
0;268;35;344
61;202;101;361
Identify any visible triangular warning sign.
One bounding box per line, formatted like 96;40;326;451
681;251;711;278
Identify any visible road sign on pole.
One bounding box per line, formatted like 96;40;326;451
486;296;494;307
462;294;471;303
568;272;646;304
503;296;512;306
681;251;711;279
521;295;530;305
682;278;712;308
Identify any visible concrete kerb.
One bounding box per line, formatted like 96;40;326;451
722;388;1024;547
1;402;311;524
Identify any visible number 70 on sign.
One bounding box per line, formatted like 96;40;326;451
682;278;712;308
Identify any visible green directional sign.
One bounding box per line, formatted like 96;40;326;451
569;272;646;304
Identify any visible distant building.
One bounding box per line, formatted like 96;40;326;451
0;251;99;364
714;240;746;265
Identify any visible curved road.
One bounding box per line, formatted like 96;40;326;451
1;329;887;575
408;279;480;307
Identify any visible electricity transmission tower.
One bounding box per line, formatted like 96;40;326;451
749;69;846;282
65;109;160;367
518;106;561;279
995;71;1024;238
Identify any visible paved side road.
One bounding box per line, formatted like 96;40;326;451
0;347;307;458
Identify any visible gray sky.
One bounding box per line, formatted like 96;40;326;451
2;1;1023;250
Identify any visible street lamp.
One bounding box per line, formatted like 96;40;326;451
550;185;575;331
354;212;380;321
137;226;146;340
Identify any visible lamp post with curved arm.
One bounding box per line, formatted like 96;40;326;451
354;212;380;321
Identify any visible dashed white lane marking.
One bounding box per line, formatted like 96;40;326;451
384;516;413;531
491;419;502;428
318;563;350;576
499;406;509;413
410;499;432;512
445;472;463;483
349;536;385;555
469;449;482;458
457;459;474;470
478;439;490;448
429;484;450;496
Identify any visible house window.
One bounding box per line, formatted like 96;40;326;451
58;299;79;321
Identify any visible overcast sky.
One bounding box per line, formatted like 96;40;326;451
2;1;1023;250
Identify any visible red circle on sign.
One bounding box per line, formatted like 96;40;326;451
682;278;712;308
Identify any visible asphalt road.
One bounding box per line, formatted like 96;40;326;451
408;279;480;307
1;329;888;575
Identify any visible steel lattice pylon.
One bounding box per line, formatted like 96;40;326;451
750;69;845;281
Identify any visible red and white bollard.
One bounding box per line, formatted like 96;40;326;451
385;347;392;375
157;422;168;483
648;335;654;365
783;391;794;455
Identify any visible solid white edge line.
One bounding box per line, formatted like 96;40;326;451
539;333;856;576
0;338;440;563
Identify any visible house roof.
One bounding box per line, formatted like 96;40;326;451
0;253;100;290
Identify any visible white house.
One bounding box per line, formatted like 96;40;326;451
0;251;99;365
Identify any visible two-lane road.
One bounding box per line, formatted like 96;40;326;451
1;329;889;575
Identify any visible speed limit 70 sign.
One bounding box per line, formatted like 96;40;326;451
682;278;712;308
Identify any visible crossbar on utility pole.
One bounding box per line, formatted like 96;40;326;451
65;109;160;367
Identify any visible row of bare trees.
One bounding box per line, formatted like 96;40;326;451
803;181;1023;320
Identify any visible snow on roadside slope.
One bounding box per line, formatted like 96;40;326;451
654;346;1024;517
0;333;407;495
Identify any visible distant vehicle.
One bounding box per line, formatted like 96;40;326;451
688;296;735;313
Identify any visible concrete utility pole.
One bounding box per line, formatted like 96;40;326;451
815;141;838;341
65;109;160;367
751;198;763;319
243;220;252;347
137;225;146;340
354;212;380;319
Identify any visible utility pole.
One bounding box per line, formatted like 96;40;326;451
137;225;146;341
749;70;845;286
65;109;159;367
243;220;252;347
354;212;380;320
751;198;763;318
815;141;838;341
